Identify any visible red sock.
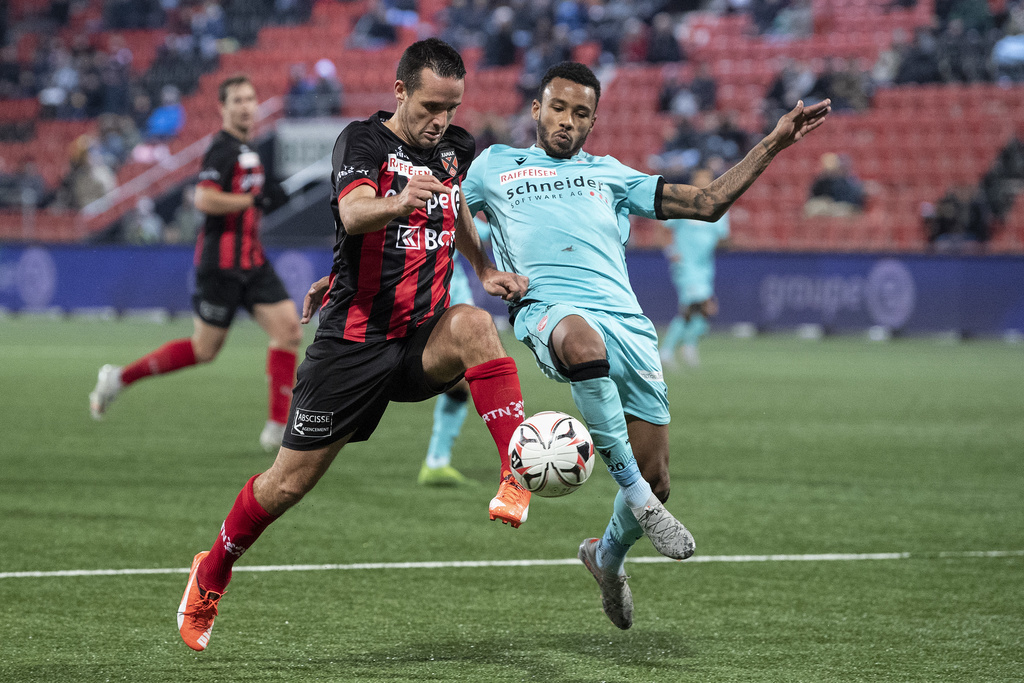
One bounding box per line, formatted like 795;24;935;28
121;338;196;386
266;348;297;425
197;474;278;594
465;357;524;480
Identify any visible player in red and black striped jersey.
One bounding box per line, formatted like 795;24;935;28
177;40;533;652
317;109;475;342
89;76;302;454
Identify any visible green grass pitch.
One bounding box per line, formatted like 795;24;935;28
1;317;1022;682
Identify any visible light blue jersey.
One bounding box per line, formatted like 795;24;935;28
449;217;491;306
665;214;729;305
462;144;662;315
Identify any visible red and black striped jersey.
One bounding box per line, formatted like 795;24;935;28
194;130;267;272
318;111;475;343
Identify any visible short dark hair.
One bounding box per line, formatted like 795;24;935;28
396;38;466;93
219;74;253;103
538;62;601;107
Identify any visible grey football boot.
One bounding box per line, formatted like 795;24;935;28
632;494;696;560
578;538;633;630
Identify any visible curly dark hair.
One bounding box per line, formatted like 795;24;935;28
537;62;601;107
397;38;466;93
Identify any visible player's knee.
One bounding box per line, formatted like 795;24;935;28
449;304;499;346
192;344;220;364
278;322;303;350
558;335;606;367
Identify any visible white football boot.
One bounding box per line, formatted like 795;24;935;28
89;364;123;420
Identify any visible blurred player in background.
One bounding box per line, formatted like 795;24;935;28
418;217;492;487
89;75;298;453
659;166;730;369
463;62;829;629
176;40;532;652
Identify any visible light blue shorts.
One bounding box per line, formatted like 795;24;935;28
670;269;714;307
512;302;670;425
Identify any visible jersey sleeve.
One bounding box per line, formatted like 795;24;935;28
331;122;382;200
197;139;236;192
462;147;489;213
614;157;663;219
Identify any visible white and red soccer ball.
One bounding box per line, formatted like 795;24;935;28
508;411;595;497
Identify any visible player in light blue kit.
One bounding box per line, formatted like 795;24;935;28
660;167;730;369
418;219;491;486
463;62;830;629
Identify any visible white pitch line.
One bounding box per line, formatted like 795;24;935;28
1;550;1021;580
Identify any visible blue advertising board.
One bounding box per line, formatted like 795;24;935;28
1;245;1022;334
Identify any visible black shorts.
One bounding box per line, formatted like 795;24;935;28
282;313;463;451
192;264;291;328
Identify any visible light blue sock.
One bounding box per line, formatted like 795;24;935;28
661;315;687;357
597;490;645;576
425;392;469;469
682;313;708;346
570;376;652;509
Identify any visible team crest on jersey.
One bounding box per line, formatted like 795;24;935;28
440;149;458;177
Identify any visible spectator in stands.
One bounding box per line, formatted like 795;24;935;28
618;17;649;63
0;45;21;99
585;0;623;61
768;0;813;38
894;26;943;84
804;152;865;217
751;0;788;34
516;19;573;103
646;13;683;64
12;159;50;208
872;29;909;87
348;0;399;49
130;91;154;132
981;136;1024;217
438;0;490;51
813;57;871;112
690;63;718;111
310;58;344;116
942;0;994;33
145;85;186;140
993;30;1024;81
97;113;141;169
51;134;117;210
764;59;816;126
659;65;699;117
284;63;315;117
383;0;419;28
0;158;19;208
659;63;717;117
928;184;992;249
482;5;518;68
940;17;995;82
124;195;166;244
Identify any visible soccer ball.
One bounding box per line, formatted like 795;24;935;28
508;411;596;497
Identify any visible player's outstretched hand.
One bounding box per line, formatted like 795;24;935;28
769;99;831;151
395;174;451;216
301;275;331;324
480;266;529;302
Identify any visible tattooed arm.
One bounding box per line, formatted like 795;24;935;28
658;99;832;222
